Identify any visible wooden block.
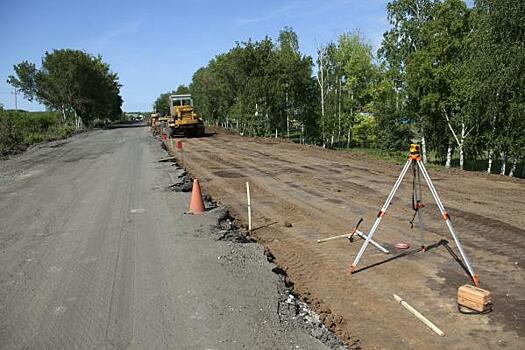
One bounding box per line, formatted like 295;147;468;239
457;284;492;312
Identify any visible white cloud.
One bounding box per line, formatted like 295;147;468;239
87;20;142;51
235;0;362;26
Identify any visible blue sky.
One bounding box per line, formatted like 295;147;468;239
0;0;390;112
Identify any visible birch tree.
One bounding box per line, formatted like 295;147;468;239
379;0;438;162
467;0;525;175
414;0;472;169
337;33;376;148
315;42;329;147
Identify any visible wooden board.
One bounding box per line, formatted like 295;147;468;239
457;284;492;312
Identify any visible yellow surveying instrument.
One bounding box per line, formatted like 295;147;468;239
348;143;480;287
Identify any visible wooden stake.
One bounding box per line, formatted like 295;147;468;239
393;294;445;337
317;230;389;254
246;182;252;232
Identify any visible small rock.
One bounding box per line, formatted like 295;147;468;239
284;221;293;228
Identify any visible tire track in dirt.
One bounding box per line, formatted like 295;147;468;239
171;138;448;348
169;131;525;349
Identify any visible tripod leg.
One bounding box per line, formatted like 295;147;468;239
349;159;413;273
414;162;426;250
416;160;478;286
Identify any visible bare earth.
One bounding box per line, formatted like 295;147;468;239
168;128;525;350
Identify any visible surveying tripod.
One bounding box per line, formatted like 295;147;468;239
348;144;479;286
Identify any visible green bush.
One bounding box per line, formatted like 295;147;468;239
30;112;59;131
352;114;377;148
0;109;72;156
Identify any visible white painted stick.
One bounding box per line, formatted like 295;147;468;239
317;230;389;254
246;182;252;232
316;233;349;243
356;231;389;254
393;294;445;337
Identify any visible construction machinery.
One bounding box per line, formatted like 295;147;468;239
168;94;205;137
150;113;160;127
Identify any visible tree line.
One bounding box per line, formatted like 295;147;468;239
8;49;123;128
154;0;524;177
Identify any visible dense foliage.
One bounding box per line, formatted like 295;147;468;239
152;1;523;176
0;107;74;156
8;49;123;128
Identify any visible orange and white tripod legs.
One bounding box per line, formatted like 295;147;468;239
349;157;479;286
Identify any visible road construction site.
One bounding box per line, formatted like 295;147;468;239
0;126;344;350
166;127;525;350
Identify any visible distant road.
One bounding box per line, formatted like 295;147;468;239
0;128;329;350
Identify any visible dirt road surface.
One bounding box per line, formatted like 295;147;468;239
168;129;525;350
0;127;336;350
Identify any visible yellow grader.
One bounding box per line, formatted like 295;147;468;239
167;94;205;137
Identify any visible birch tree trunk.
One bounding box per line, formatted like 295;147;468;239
347;108;353;148
61;108;67;123
487;114;497;173
458;123;466;170
316;44;326;148
487;148;494;174
509;156;518;177
337;77;342;145
443;111;473;170
74;110;81;129
459;141;464;170
421;134;428;164
445;142;453;168
500;151;507;175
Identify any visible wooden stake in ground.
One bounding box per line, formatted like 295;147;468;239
393;294;445;337
246;182;252;232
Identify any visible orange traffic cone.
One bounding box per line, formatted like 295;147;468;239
188;179;205;214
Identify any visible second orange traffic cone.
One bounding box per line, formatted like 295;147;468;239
188;179;205;214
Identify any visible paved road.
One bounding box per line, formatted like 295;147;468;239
0;127;331;350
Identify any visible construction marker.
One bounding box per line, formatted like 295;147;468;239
393;294;444;337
